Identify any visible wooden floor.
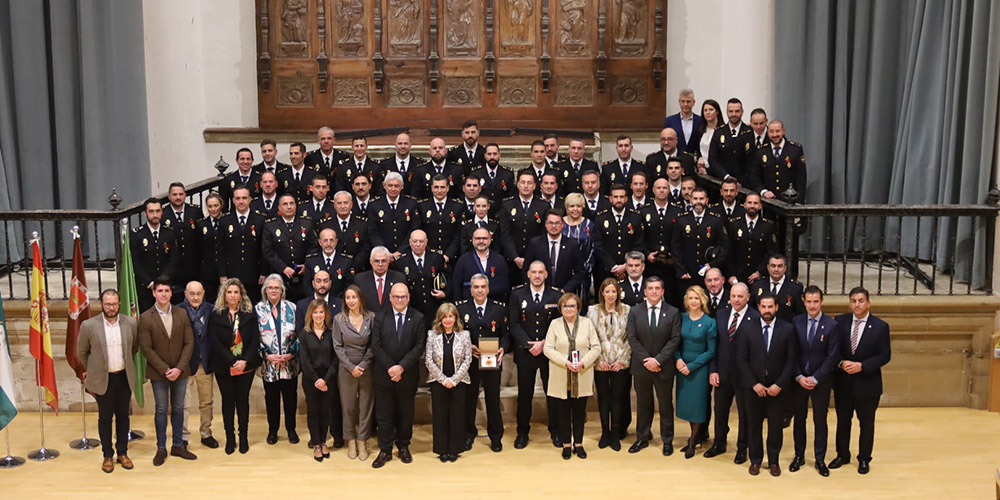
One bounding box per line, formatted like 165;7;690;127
1;408;997;499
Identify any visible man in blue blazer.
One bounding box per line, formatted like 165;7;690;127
522;210;587;294
789;285;842;476
662;88;704;156
451;227;510;302
830;287;891;475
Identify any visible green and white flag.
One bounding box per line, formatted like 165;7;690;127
119;219;147;407
0;294;17;430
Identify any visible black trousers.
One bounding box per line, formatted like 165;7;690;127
745;389;788;465
326;378;344;441
374;373;417;452
633;373;674;443
216;371;254;439
833;387;880;462
514;353;557;437
94;371;132;458
792;381;832;461
465;363;504;442
302;379;334;446
595;370;630;438
712;376;748;452
430;382;467;455
553;396;588;445
263;378;298;434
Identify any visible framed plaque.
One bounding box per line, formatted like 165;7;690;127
479;337;500;370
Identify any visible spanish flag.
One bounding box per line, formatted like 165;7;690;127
29;237;58;414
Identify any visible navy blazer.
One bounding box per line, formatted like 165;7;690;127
736;317;797;390
792;313;842;384
522;234;587;294
663;112;705;155
834;313;892;399
178;299;214;374
370;307;427;385
626;301;682;380
450;250;510;302
709;306;760;384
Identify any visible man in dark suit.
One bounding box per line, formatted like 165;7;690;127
704;283;758;463
592;184;646;289
726;193;778;285
304;126;349;179
789;285;842;476
662;89;704;155
336;136;385;195
221;148;262;212
451;227;509;302
354;247;407;315
131;198;179;312
262;194;317;302
470;144;516;210
370;282;426;468
217;187;266;303
416;138;463;200
500;169;548;274
254;138;291;178
294;270;344;332
368;172;420;259
555;138;599;195
580;170;611;220
162;183;201;303
671;187;729;293
302;228;353;298
456;274;509;452
249;171;280;221
626;276;681;456
737;292;798;477
704;267;730;317
830;287;891;475
446;120;487;176
748;120;807;204
749;254;804;322
322;190;371;272
600;136;645;197
646;128;697;181
509;261;562;449
277;142;317;204
707;178;746;221
391;230;447;330
298;176;334;227
417;176;465;263
379;132;422;198
523;210;587;293
542;134;565;170
707;98;755;182
620;251;646;306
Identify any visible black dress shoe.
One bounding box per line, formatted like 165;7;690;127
551;434;562;448
598;433;611;449
514;435;529;449
828;456;849;469
769;464;781;477
490;440;503;452
201;436;220;449
662;444;673;456
858;460;870;474
287;430;300;444
266;433;278;445
782;416;792;428
463;437;475;452
562;447;572;460
372;450;392;469
628;440;649;454
789;455;804;472
703;445;726;458
749;462;761;475
684;445;695;459
734;449;748;464
439;454;448;463
816;461;830;477
225;439;236;455
398;446;413;463
609;439;621;452
573;446;587;459
332;437;345;449
448;454;458;463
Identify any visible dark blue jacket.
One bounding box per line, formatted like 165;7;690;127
178;299;214;374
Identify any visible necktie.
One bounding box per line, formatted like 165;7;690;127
437;202;443;212
176;211;183;222
342;220;348;232
622;163;629;176
731;128;738;137
396;312;404;338
152;230;159;240
390;202;396;211
468;150;475;163
477;306;484;319
616;214;622;225
549;240;558;274
323;157;330;171
574;162;580;172
773;146;781;158
672;188;679;199
468;203;474;212
659;207;665;217
478;220;486;228
436;165;443;175
728;312;740;339
212;219;217;230
358;161;363;170
851;319;861;354
726;207;732;216
711;296;718;310
523;200;529;210
265;199;272;210
534;292;541;304
649;306;658;329
695;216;702;226
399;160;406;173
417;257;423;271
295;171;301;183
360;202;366;212
808;318;818;343
757;137;763;148
315;202;321;212
589;200;596;210
489;169;496;179
633;282;639;295
325;256;332;267
239;215;245;226
771;282;779;294
686;204;693;212
286;220;294;232
763;324;771;352
240;175;248;185
376;278;384;305
748;220;755;233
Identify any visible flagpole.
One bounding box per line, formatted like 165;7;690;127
0;427;24;469
69;381;99;450
27;359;58;460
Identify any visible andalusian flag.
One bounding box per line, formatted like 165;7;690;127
0;294;17;430
29;237;59;414
119;220;146;407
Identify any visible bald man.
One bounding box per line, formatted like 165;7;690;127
646;128;696;180
178;281;219;449
380;132;423;197
391;230;447;330
415;138;463;199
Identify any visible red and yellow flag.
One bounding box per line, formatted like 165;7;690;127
29;237;58;414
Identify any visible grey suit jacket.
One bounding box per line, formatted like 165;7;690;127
626;301;682;379
77;314;139;395
332;311;375;371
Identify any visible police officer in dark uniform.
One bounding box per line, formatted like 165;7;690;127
640;178;681;303
367;171;420;259
446;120;487;177
470;143;516;210
555;138;599;196
277;142;317;204
708;178;747;221
221;148;262;212
707;98;755;183
390;229;447;331
646;128;697;182
619;251;648;307
600;135;645;197
298;176;335;227
749;254;804;322
131;198;179;312
499;169;549;282
417;175;465;264
580;170;611;220
262;193;318;302
217;186;267;303
162;182;201;303
726;193;778;285
671;187;730;294
197;193;225;303
321;190;372;273
456;273;509;452
379;132;422;198
250;171;281;221
304;127;349;179
254;139;291;178
525;140;560;197
415;138;463;200
748;121;806;204
302;228;353;299
453;195;500;256
336;136;385;195
349;173;376;219
592;184;647;294
509;261;562;449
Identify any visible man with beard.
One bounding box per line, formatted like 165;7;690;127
726;193;778;285
646;128;696;181
671;187;729;294
629;171;650;211
350;173;375;219
131;198;179;312
161;182;201;303
470;143;515;210
592;184;646;291
523;210;586;293
299;175;334;226
250;171;280;221
457;174;486;220
580;170;610;219
451;227;509;302
262;194;318;302
302;228;353;298
416;138;463;199
708;179;746;221
749;254;804;322
707;98;754;183
254;138;291;178
663;158;686;209
538;172;564;210
452;196;501;257
542;134;564;169
447;120;486;176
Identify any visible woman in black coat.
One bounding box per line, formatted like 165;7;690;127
210;278;262;455
298;299;338;461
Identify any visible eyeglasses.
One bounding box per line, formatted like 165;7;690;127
390;294;408;300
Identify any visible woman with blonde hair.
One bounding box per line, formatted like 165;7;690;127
562;192;594;302
298;299;336;461
332;285;375;460
675;285;717;458
544;292;601;459
588;278;631;451
425;303;473;462
209;278;261;454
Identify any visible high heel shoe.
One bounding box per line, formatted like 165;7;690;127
239;435;249;454
314;445;324;462
684;443;696;459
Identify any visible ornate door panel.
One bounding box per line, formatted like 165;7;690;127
256;0;665;130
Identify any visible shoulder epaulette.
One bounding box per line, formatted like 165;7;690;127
789;141;801;147
455;299;469;306
512;284;526;291
492;300;507;307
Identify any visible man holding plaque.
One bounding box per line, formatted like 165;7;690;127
456;274;509;452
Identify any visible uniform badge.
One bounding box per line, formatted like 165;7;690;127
720;135;726;144
685;225;691;234
737;229;743;237
772;234;777;243
228;225;234;233
449;212;456;223
203;226;208;235
563;170;569;178
603;219;610;228
142;238;148;247
426;210;433;219
645;213;651;221
706;227;711;238
521;300;528;309
479;178;485;186
627;223;634;234
425;173;431;180
337;269;343;279
491;321;496;332
378;210;384;218
464;314;471;323
762;154;767;162
404;267;409;274
251;225;256;236
275;229;281;237
314;265;320;273
511;208;517;216
610;173;616;181
354;232;360;243
230;180;236;188
404;209;410;221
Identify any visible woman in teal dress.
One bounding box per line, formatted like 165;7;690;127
675;285;717;459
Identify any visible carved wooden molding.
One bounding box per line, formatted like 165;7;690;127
557;0;590;57
387;0;423;57
445;0;478;57
333;78;371;106
499;77;537;106
485;0;496;92
279;0;310;58
258;0;272;92
387;78;426;107
374;0;385;93
612;0;647;57
540;0;551;92
277;72;315;106
595;0;608;92
443;77;481;107
610;76;646;105
428;0;440;92
652;0;665;90
335;0;365;57
554;76;592;106
317;0;329;93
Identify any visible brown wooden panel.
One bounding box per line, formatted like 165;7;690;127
256;0;666;131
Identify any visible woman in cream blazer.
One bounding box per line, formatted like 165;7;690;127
544;292;601;460
425;303;473;462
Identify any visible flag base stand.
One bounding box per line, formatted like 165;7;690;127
127;429;145;441
0;455;25;469
27;447;59;461
69;437;100;450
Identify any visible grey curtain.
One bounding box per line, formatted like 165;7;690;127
773;0;1000;289
0;0;150;262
